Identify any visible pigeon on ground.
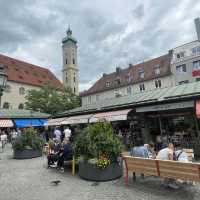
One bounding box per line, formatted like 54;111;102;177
91;182;99;186
50;180;61;186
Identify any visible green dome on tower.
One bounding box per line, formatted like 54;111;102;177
62;27;77;44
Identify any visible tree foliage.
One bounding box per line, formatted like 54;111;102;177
25;82;80;115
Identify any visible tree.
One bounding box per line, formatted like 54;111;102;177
25;82;80;115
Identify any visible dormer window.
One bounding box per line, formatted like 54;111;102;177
176;52;184;59
139;68;144;79
106;81;110;87
154;64;160;75
115;77;121;85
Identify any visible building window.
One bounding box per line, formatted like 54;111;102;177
176;64;186;73
155;80;161;88
19;87;25;95
192;46;200;54
73;58;75;64
18;103;24;110
74;75;76;83
115;89;122;97
179;80;189;85
96;94;99;101
88;96;91;104
154;64;160;75
106;81;110;87
127;86;132;95
115;77;121;85
74;87;76;93
5;85;11;93
139;83;145;91
139;69;144;79
176;52;184;59
193;60;200;70
3;102;9;109
66;59;68;64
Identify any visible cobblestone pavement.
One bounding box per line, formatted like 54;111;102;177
0;144;200;200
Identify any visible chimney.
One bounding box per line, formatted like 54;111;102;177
103;73;107;77
116;67;121;74
195;18;200;41
129;63;133;69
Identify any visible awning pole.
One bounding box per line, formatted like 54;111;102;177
158;115;163;137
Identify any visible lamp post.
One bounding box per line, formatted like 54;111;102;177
0;64;8;109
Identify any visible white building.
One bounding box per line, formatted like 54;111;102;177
0;54;63;109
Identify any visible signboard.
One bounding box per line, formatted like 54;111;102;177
192;70;200;77
136;100;194;113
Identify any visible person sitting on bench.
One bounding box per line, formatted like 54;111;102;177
47;139;61;167
56;138;73;172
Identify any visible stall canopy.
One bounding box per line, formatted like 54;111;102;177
45;117;67;126
89;109;132;123
61;114;93;125
0;119;14;127
14;119;47;128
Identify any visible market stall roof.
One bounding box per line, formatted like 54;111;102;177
89;109;132;123
0;109;50;119
45;117;67;126
57;81;200;117
61;114;93;125
0;119;14;127
14;119;47;128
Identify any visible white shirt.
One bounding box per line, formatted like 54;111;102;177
0;134;7;141
156;148;173;160
54;129;61;140
175;150;189;162
64;128;71;138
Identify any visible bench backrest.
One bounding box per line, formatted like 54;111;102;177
123;156;200;182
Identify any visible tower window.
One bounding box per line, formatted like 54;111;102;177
66;59;68;64
74;76;76;83
3;102;10;109
73;58;75;64
18;103;24;110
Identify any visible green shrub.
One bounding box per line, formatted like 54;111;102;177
12;128;45;151
74;122;124;162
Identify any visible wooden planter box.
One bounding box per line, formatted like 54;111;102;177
13;149;42;159
78;160;123;182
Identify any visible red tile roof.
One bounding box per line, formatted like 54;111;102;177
81;54;171;96
0;54;63;89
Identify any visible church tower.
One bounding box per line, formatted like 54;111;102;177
62;27;79;95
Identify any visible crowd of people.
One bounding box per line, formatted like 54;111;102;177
130;139;191;189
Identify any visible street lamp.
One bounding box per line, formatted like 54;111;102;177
0;64;8;108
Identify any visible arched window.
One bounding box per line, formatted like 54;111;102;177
18;103;24;110
19;87;25;95
66;59;68;64
73;58;75;64
3;102;10;109
5;85;11;93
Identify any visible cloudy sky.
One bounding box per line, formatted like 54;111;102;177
0;0;200;91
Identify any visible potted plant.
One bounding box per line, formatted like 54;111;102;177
74;121;124;181
12;128;45;159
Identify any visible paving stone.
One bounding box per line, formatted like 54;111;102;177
0;144;200;200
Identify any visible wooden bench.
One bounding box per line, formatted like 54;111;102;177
123;156;200;186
